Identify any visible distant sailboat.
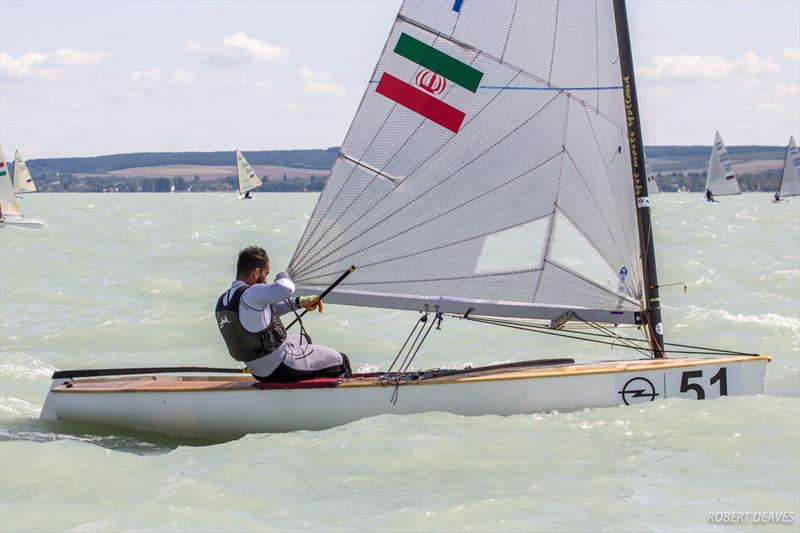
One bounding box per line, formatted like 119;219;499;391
645;160;660;193
13;150;37;195
236;149;262;199
0;145;45;228
705;131;741;201
774;136;799;202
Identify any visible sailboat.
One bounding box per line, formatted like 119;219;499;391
40;0;769;439
236;149;262;199
645;160;660;193
13;150;37;196
0;146;44;229
774;136;799;202
705;131;741;201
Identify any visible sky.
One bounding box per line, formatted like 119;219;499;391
1;0;798;159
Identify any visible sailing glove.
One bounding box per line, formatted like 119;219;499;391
296;295;324;313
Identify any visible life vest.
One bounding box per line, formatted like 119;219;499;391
215;285;287;362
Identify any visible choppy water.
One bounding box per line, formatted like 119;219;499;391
1;193;798;531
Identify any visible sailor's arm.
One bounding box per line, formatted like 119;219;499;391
242;272;295;310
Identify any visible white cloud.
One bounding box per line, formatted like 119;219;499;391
220;78;274;94
279;102;301;112
102;68;198;98
296;66;345;97
780;47;800;61
186;32;287;65
0;48;110;80
639;52;779;82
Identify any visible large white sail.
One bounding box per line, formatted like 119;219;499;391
12;150;37;194
777;136;800;199
705;131;741;196
0;145;23;216
288;0;646;324
236;150;262;197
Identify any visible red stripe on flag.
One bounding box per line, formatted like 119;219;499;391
376;72;465;133
725;174;735;180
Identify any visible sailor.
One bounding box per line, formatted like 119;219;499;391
705;189;716;202
244;191;252;199
215;245;352;382
774;192;782;202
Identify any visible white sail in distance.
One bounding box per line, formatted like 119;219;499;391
289;0;646;324
777;136;800;199
0;145;23;216
645;159;660;193
236;150;262;197
13;150;37;194
705;131;741;196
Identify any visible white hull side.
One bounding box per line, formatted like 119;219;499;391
42;358;769;439
1;217;45;228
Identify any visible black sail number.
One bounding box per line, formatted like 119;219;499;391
678;368;728;400
680;370;705;399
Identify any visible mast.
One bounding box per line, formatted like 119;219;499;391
612;0;665;357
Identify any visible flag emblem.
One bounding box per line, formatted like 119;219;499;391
376;32;483;133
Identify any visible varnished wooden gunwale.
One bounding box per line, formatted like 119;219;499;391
51;355;770;394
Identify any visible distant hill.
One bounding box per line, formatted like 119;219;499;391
25;147;338;175
4;144;788;193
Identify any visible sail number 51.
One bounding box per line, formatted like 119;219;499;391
679;368;728;399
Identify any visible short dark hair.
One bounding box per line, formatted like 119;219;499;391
237;246;269;276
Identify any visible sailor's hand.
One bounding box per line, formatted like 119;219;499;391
297;295;324;313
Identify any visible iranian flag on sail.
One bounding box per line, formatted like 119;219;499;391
0;160;7;178
376;32;483;133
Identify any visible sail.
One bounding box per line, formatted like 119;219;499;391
777;136;800;199
236;150;262;196
0;146;23;216
705;131;741;196
13;150;37;194
645;160;660;193
288;0;646;324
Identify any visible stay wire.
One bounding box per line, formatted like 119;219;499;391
462;315;757;357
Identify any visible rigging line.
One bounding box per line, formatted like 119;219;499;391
294;151;562;281
385;312;428;374
466;316;755;357
577;317;652;358
465;315;652;351
399;312;441;374
548;0;561;85
294;81;563;279
389;312;442;405
499;0;519;63
293;53;503;278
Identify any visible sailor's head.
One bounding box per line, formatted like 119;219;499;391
237;245;270;284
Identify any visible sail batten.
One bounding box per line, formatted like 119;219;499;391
289;1;646;323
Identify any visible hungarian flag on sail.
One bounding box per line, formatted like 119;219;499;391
0;161;7;178
376;33;483;133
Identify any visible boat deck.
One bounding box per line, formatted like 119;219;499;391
51;355;770;394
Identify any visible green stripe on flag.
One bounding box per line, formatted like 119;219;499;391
0;170;6;177
395;33;482;93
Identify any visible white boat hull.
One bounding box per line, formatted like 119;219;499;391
1;217;45;228
40;356;769;440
